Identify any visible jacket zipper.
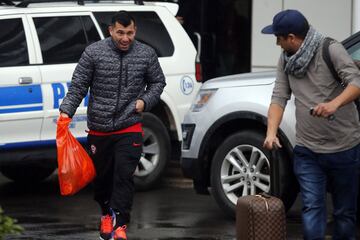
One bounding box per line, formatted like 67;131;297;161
125;64;128;87
113;53;123;129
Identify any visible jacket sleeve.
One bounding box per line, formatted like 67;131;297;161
59;49;94;117
140;49;166;111
330;41;360;89
271;55;292;109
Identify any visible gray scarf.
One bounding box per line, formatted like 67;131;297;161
283;26;324;78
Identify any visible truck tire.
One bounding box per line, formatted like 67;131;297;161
134;112;170;191
210;130;298;218
1;163;55;183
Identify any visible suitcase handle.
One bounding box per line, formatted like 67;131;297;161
270;145;281;198
259;192;271;198
255;194;269;212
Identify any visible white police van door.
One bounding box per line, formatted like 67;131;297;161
0;15;43;148
27;13;102;142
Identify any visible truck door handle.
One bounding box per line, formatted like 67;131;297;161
18;77;33;84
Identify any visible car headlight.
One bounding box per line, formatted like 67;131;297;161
190;89;217;112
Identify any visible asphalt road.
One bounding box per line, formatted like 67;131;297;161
0;171;358;240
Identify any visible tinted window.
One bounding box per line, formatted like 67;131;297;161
94;11;174;57
0;18;29;67
347;41;360;61
34;16;100;64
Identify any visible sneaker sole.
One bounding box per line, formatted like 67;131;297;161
99;237;114;240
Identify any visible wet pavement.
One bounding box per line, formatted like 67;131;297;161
0;173;236;240
0;171;358;240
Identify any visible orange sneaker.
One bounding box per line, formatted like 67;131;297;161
99;212;115;240
113;225;127;240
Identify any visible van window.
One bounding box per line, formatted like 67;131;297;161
93;11;174;57
33;16;100;64
0;18;29;67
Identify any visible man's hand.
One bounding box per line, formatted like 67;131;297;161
263;134;282;150
311;102;338;119
135;99;145;113
312;84;360;118
263;103;285;150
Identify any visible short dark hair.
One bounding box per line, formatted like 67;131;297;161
111;10;136;27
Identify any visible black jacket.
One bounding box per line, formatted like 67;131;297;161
60;37;166;132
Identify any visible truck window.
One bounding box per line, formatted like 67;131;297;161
33;16;100;64
0;18;29;67
348;41;360;61
93;11;174;57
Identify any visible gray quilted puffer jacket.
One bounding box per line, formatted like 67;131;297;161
60;37;166;132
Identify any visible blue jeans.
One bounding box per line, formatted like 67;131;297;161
293;144;360;240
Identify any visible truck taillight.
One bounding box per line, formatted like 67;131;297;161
195;62;202;82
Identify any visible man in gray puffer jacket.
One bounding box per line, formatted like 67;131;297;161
59;10;165;240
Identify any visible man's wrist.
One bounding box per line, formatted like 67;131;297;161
139;98;146;110
266;128;277;138
60;112;69;118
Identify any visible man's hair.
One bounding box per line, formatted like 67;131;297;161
111;10;136;27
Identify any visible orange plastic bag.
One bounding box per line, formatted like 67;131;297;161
56;115;96;196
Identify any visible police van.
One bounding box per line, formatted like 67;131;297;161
0;0;202;190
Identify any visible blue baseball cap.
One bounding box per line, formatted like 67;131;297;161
261;9;308;36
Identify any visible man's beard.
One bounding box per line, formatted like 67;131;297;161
285;49;296;56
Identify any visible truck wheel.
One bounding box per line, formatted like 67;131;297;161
210;130;298;218
134;112;170;191
1;163;55;183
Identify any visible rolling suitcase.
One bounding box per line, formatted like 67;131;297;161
236;193;286;240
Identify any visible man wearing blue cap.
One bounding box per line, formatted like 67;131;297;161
262;9;360;240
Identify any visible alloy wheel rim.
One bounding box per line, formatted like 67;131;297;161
220;144;270;205
134;127;160;177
